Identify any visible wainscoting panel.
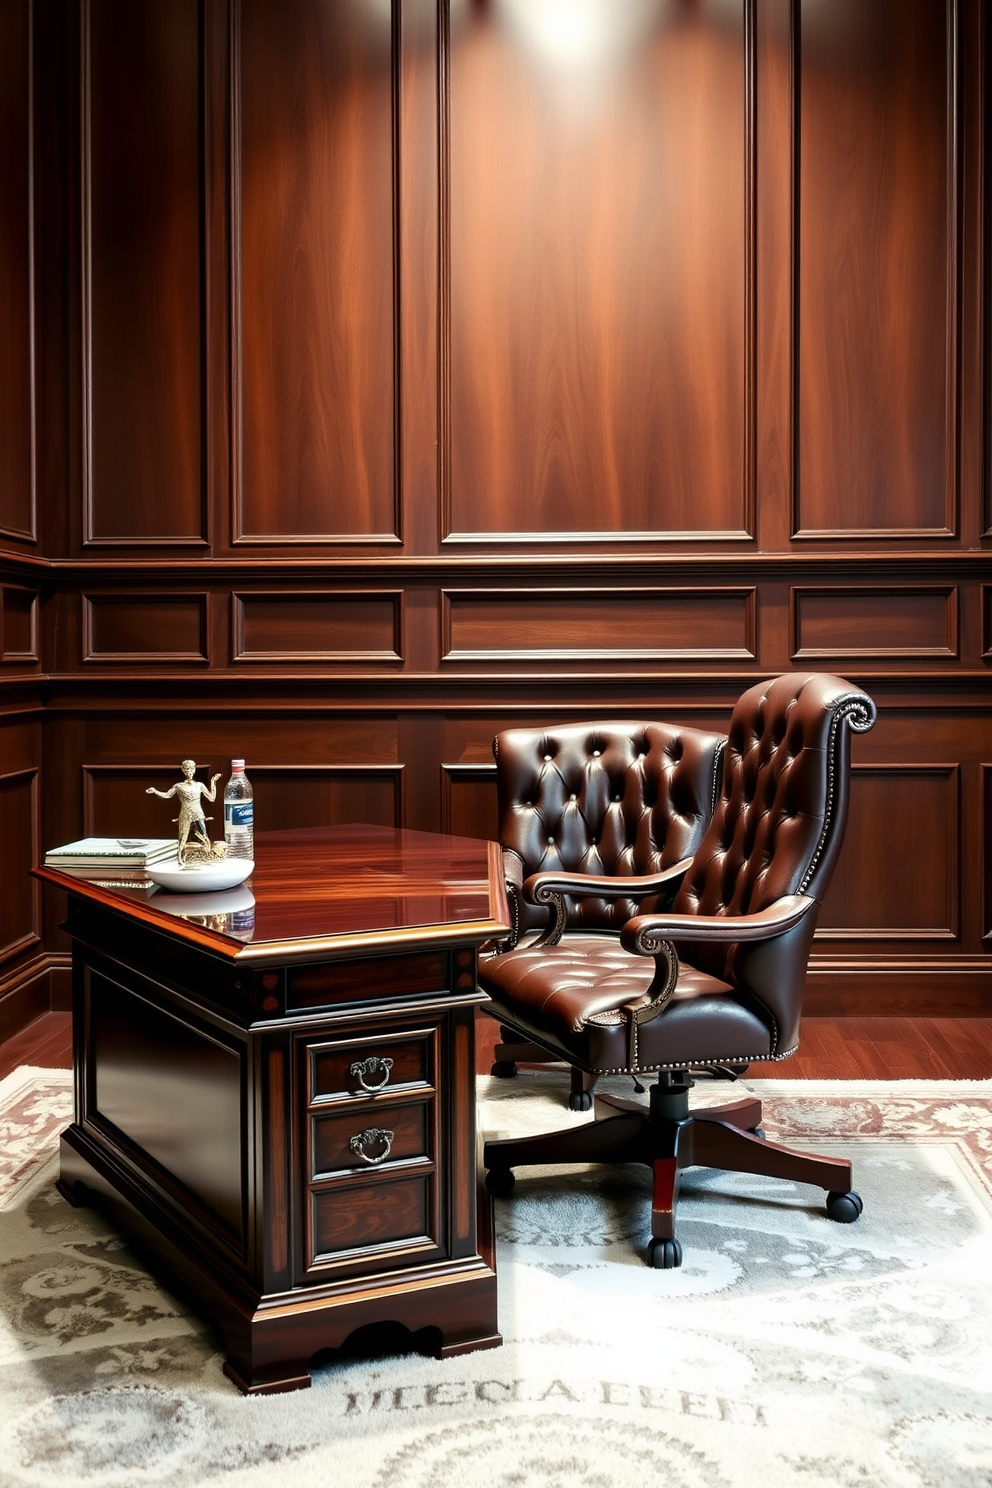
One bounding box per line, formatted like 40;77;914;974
82;0;206;546
2;585;39;665
0;765;40;960
442;589;756;663
796;0;956;537
233;592;402;663
446;0;753;544
83;594;208;664
234;0;399;545
791;587;958;661
0;0;35;546
817;765;960;940
440;763;498;841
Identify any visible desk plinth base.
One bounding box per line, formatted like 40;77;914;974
57;1125;501;1396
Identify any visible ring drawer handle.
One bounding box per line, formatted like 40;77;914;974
350;1056;393;1093
349;1128;394;1165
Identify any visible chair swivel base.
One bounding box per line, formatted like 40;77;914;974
483;1080;862;1268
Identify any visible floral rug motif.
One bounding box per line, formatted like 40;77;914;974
0;1068;991;1487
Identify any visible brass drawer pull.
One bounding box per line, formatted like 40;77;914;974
350;1056;393;1093
349;1127;394;1165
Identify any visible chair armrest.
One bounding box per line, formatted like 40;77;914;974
620;894;816;956
522;858;691;906
617;895;817;1032
522;860;692;948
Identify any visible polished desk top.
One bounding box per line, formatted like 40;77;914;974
35;823;510;965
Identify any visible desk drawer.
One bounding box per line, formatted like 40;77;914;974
309;1172;436;1266
311;1101;431;1179
309;1030;434;1103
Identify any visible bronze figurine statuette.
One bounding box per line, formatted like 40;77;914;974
146;760;229;867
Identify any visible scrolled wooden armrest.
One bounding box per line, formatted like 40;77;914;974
617;895;816;1035
522;858;691;907
523;859;692;948
620;894;816;957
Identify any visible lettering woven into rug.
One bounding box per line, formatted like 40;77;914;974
0;1066;990;1488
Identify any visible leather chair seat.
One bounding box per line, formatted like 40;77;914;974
483;934;774;1071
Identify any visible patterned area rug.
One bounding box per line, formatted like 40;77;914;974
1;1065;991;1488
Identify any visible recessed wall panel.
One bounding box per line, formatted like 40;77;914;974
84;0;205;544
237;0;398;542
234;592;401;661
818;766;958;938
797;0;953;536
83;594;208;662
0;768;39;957
792;587;957;659
2;586;39;662
247;767;402;831
0;0;35;543
441;764;498;841
448;0;750;541
443;589;755;661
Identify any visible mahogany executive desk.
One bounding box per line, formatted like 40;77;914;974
35;824;510;1394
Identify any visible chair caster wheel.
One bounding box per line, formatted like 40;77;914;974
486;1167;516;1197
826;1190;863;1223
648;1238;683;1269
490;1061;518;1079
748;1127;765;1140
568;1091;593;1112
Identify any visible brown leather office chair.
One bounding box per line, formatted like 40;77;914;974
481;673;876;1267
485;718;727;1109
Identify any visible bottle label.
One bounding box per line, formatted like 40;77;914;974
225;803;253;828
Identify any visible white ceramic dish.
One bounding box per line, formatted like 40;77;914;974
147;857;253;893
149;884;255;918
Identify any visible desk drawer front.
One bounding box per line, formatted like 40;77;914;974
309;1174;435;1265
311;1101;430;1178
288;951;450;1012
309;1029;434;1102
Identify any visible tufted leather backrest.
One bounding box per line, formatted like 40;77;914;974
493;720;726;934
673;673;876;989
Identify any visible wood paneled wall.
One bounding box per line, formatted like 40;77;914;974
2;0;990;1032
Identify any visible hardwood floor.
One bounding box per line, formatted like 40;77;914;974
474;1012;992;1081
3;1009;992;1084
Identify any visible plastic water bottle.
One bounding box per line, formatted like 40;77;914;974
224;760;254;860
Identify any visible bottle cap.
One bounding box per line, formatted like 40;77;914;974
231;759;245;770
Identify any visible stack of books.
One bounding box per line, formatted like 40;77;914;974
43;837;176;886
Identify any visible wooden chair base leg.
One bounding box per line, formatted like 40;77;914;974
690;1116;853;1192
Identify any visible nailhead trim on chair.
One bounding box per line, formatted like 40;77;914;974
798;692;877;896
583;1043;800;1076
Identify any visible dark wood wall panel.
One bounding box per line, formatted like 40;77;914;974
236;0;398;544
2;585;39;664
83;595;207;663
792;587;957;660
234;592;401;661
797;0;954;537
441;763;498;841
83;765;224;839
82;761;401;838
443;588;755;661
447;0;751;543
0;765;40;960
248;766;401;831
0;0;35;545
84;0;205;545
818;765;959;938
